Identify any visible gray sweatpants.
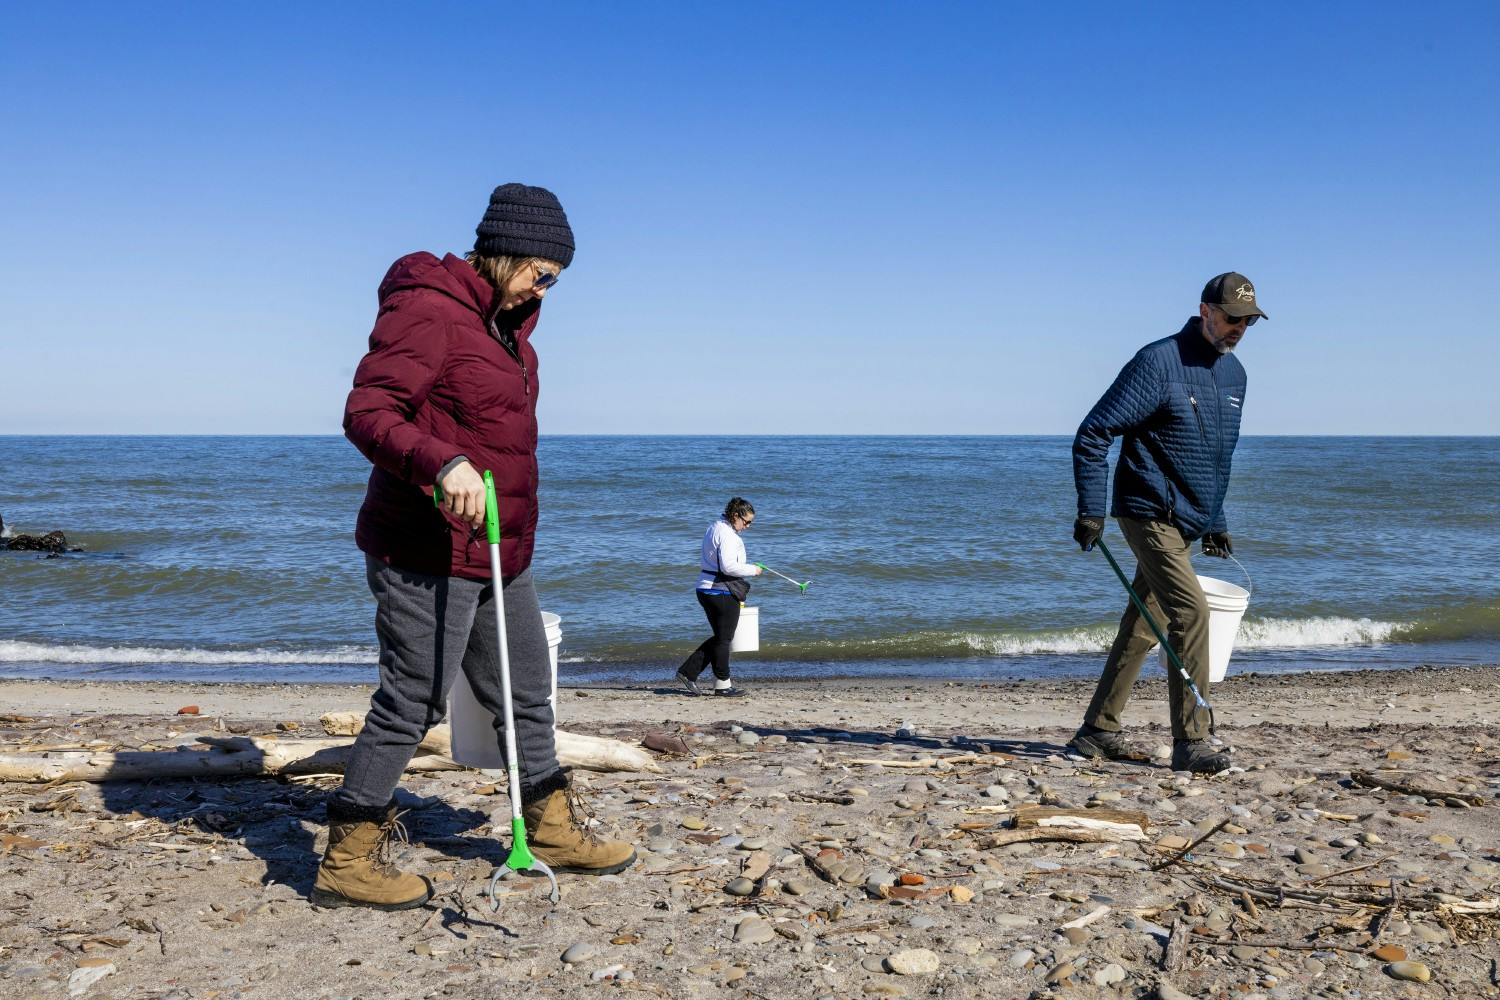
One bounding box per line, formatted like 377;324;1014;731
333;555;560;811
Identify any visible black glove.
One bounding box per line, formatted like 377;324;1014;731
1202;531;1233;558
1073;516;1104;552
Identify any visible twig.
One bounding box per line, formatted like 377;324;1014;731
640;864;714;877
788;791;857;806
973;827;1123;849
1190;934;1370;953
1161;918;1189;972
1151;817;1230;872
1300;852;1399;885
1350;771;1485;807
1372;882;1399;942
818;920;888;939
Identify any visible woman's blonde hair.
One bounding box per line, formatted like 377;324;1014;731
464;252;563;292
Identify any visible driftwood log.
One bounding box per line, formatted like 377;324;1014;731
0;737;461;784
0;716;661;785
318;712;661;775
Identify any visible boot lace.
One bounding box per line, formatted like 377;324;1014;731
371;810;413;876
564;785;603;846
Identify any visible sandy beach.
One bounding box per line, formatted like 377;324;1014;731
1;665;1497;999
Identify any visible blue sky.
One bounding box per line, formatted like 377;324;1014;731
2;2;1495;435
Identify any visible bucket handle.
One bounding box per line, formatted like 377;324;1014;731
1192;549;1251;596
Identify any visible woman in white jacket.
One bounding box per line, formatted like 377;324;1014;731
674;498;764;697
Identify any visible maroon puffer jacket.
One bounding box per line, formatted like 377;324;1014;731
344;251;541;581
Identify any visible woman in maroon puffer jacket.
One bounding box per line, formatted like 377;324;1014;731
313;185;635;912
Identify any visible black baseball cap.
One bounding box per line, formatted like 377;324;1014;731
1201;272;1268;320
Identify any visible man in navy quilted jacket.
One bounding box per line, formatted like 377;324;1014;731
1067;273;1267;775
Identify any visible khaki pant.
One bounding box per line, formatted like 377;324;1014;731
1083;517;1212;740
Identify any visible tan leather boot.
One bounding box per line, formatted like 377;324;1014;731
523;774;637;875
311;800;433;910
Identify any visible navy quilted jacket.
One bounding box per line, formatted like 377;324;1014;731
1073;318;1247;540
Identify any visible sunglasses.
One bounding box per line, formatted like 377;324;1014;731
532;260;559;291
1216;307;1257;327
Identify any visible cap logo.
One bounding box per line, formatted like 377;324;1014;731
1233;283;1255;302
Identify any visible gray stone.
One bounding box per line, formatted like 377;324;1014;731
1094;963;1126;986
561;942;595;964
734;916;776;945
724;877;756;897
886;948;940;975
1155;983;1194;1000
1386;960;1431;983
861;955;889;973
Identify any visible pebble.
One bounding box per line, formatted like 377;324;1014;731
861;955;889;973
1008;949;1035;967
737;732;760;746
952;937;982;956
1094;963;1126;986
590;964;627;981
724;877;756;897
1155;983;1194;1000
561;942;595;965
1044;960;1074;984
885;948;939;975
1386;960;1431;983
681;817;707;830
740;837;768;851
784;880;813;895
1371;944;1406;962
949;885;975;903
733;916;776;945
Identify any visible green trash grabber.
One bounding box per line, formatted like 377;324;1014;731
440;473;560;908
754;563;811;593
1093;536;1216;735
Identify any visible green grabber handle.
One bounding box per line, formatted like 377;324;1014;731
478;469;559;909
1094;536;1216;732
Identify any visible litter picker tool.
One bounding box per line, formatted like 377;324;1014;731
755;563;810;593
1094;537;1216;735
437;473;561;908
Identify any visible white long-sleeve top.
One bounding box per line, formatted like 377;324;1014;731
696;518;756;593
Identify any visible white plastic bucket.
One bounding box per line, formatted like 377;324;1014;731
730;606;759;652
447;611;563;770
1157;575;1250;683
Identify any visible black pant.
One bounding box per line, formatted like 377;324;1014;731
679;591;741;682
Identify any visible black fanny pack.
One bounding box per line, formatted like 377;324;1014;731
711;571;751;603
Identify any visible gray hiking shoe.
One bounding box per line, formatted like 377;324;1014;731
1067;724;1145;761
673;671;701;696
1171;739;1231;774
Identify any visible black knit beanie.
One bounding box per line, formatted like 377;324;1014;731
474;183;575;267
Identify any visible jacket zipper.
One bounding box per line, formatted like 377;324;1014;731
490;318;531;397
1189;395;1206;442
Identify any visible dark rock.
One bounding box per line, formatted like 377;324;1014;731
6;531;68;552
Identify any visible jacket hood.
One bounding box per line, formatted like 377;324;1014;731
378;252;493;316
